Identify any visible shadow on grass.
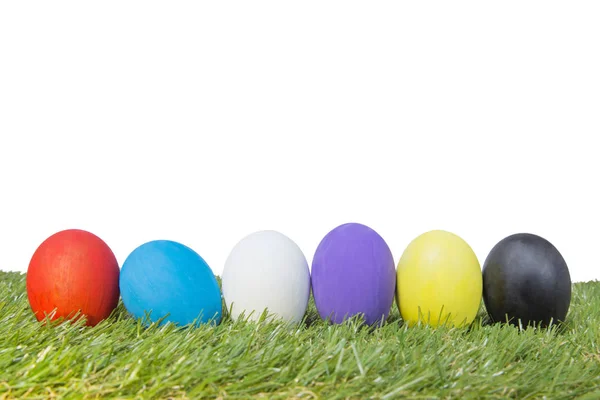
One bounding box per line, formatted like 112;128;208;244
474;305;571;335
112;276;580;336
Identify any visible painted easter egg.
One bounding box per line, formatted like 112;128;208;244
26;229;120;326
311;223;396;326
120;240;222;326
397;230;482;327
222;230;311;324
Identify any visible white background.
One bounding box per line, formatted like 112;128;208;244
1;2;598;282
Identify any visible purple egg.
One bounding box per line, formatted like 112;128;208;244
311;223;396;325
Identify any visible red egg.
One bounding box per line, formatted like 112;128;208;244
26;229;120;326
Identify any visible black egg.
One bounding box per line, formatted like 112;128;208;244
482;233;571;327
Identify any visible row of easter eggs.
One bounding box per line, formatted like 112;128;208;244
26;222;572;329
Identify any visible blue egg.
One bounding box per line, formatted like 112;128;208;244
120;240;222;326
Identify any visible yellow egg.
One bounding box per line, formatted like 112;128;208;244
396;230;482;327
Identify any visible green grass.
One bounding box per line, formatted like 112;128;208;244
1;271;599;399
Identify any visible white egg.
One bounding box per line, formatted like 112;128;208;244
222;230;311;324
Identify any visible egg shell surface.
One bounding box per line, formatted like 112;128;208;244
222;230;311;324
482;232;571;327
119;240;222;326
26;229;120;327
396;230;482;327
311;222;396;326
